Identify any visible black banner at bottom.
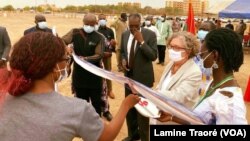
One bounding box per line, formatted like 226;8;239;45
150;125;250;141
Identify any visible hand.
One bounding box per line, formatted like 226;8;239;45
79;56;88;60
110;39;116;47
133;29;144;43
157;111;173;122
0;60;7;68
124;94;141;109
66;44;74;54
122;59;129;71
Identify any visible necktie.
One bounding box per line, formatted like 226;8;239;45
129;38;136;69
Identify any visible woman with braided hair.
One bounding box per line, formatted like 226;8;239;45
0;32;140;141
158;28;247;124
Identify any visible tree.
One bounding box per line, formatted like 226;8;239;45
36;6;44;12
64;5;77;12
3;5;15;11
144;6;151;14
47;7;52;11
23;6;30;11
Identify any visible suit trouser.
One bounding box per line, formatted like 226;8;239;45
101;79;110;113
103;56;112;92
157;45;166;63
115;48;122;69
75;87;102;116
125;84;149;141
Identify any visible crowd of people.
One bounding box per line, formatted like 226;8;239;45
0;12;248;141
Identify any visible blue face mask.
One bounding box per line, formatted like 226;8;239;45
83;25;94;33
197;30;209;40
99;19;106;26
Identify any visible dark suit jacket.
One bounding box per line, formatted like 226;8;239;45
0;26;11;60
121;28;157;87
24;26;52;35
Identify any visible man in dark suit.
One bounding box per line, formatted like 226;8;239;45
0;26;11;68
121;13;157;141
24;14;52;35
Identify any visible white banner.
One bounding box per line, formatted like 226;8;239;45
72;53;204;124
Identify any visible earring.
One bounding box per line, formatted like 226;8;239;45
212;61;218;69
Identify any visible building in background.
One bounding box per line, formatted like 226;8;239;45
165;0;209;16
118;2;141;8
166;0;184;9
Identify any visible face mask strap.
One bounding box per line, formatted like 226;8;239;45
201;50;218;69
56;64;61;72
202;50;213;61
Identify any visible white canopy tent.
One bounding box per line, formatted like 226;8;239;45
205;0;236;15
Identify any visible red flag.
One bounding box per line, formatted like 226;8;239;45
186;2;195;35
244;76;250;102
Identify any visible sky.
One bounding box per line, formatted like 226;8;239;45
0;0;167;8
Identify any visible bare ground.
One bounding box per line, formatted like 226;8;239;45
1;13;249;141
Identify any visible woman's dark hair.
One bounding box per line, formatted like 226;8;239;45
0;32;65;96
204;28;243;73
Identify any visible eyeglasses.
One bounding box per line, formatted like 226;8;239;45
168;45;188;51
61;56;72;64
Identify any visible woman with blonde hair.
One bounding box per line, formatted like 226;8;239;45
153;31;202;124
158;28;247;124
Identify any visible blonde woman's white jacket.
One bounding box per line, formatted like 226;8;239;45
156;59;202;109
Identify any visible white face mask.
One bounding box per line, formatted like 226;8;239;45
94;25;99;31
199;51;218;70
83;25;95;33
38;21;47;29
199;52;211;70
168;49;184;62
99;19;107;26
160;17;165;22
145;20;151;26
55;65;68;83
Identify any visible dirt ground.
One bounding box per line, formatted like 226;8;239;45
1;13;249;141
